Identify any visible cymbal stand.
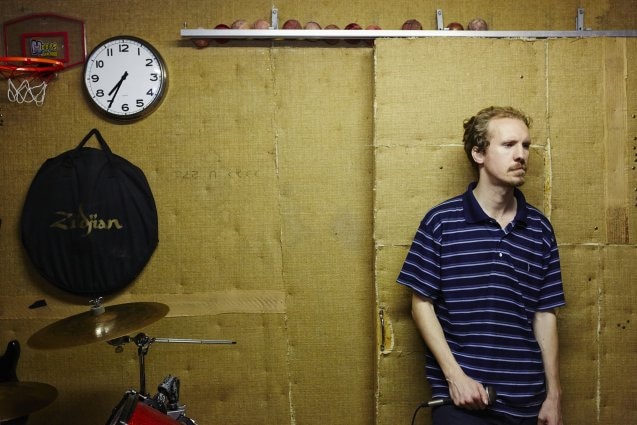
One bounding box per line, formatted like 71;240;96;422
89;297;105;316
134;333;151;395
108;332;236;395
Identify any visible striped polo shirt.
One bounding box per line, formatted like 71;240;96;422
397;183;565;418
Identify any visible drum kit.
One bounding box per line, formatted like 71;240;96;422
1;298;236;424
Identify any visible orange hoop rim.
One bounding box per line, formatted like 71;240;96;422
0;56;65;77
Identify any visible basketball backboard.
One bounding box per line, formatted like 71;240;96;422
0;13;85;105
3;12;86;69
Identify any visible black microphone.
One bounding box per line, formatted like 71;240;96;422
425;385;497;407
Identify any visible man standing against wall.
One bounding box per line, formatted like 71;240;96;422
397;106;565;425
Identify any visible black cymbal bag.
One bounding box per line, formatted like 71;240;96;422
21;129;158;297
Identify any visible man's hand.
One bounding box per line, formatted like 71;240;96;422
537;393;562;425
447;374;490;410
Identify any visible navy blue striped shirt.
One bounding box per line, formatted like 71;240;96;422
397;183;565;418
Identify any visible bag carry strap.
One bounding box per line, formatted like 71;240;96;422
75;128;114;155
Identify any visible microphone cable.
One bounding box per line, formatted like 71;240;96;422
410;402;428;425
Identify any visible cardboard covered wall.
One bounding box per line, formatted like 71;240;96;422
374;36;637;424
0;41;376;425
0;1;635;424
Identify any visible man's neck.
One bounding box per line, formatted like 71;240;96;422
472;181;518;228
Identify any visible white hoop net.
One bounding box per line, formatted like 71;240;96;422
7;76;50;106
0;57;62;107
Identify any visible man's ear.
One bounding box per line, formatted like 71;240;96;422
471;146;484;165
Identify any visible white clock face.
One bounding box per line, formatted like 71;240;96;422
83;36;167;121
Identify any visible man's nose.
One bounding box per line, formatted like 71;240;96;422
513;144;527;160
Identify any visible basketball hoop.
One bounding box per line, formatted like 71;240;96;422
0;56;64;106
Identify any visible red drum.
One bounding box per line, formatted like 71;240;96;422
107;392;180;425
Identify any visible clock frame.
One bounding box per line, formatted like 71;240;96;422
83;35;168;122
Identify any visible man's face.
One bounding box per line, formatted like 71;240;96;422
473;117;531;188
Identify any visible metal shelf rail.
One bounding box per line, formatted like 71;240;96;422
181;7;636;43
181;28;637;42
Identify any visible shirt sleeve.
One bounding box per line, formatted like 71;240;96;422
396;215;442;300
537;221;566;311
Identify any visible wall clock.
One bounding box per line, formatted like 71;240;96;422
83;35;168;122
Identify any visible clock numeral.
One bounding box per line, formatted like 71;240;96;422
95;60;105;68
150;73;158;82
136;99;144;108
145;58;153;67
90;75;99;83
146;88;155;96
96;89;105;97
119;44;129;53
107;48;113;56
121;104;129;112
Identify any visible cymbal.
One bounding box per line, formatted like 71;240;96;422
27;302;169;350
0;381;57;420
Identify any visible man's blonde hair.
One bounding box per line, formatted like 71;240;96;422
463;106;532;170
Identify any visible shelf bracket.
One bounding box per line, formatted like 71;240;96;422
576;8;585;31
271;6;279;29
436;9;444;30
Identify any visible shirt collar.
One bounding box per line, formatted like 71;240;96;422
462;182;528;226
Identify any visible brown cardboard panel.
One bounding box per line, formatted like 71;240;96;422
599;246;637;424
374;145;475;247
272;47;376;424
557;245;599;424
140;48;283;295
548;38;606;244
627;38;637;245
603;38;631;244
375;245;430;423
378;352;429;424
374;38;547;147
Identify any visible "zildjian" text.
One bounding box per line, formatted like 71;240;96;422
50;206;124;236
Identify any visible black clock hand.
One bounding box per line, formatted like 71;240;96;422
107;71;128;109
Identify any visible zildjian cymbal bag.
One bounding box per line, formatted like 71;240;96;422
21;128;158;297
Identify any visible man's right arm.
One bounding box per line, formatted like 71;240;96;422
411;292;490;409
